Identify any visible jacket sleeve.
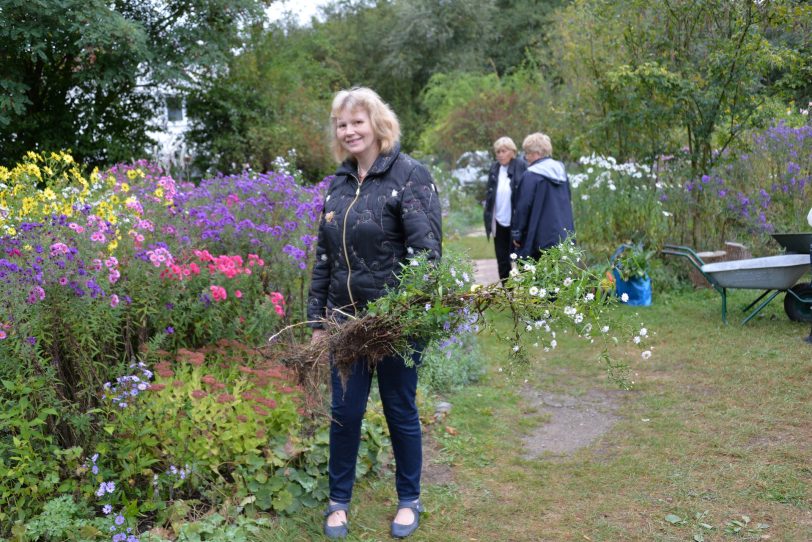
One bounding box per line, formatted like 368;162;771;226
483;162;499;239
511;171;537;247
402;164;442;262
306;203;332;328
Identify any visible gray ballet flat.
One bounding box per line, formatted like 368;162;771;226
323;502;349;539
391;500;423;539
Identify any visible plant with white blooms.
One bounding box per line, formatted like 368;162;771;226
280;243;653;390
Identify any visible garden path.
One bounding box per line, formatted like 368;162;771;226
467;259;620;459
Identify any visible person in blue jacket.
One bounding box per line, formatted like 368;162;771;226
482;136;527;283
511;132;575;260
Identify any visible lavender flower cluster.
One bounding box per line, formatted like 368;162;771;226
102;362;154;409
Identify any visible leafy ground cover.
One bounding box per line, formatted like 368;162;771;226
274;287;811;541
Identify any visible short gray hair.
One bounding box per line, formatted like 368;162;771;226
522;133;553;158
493;136;517;154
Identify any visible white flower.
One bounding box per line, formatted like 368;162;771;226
662;211;673;217
581;194;589;200
633;336;641;344
425;303;431;311
563;277;573;287
392;189;399;197
550;340;557;349
639;327;648;337
564;305;576;316
529;286;539;296
539;288;547;298
523;263;533;271
512;345;520;352
641;350;652;360
621;293;630;302
585;292;595;301
574;313;584;324
509;268;520;277
533;342;539;348
407;246;414;255
410;259;419;267
601;325;609;333
526;324;532;331
510;253;517;260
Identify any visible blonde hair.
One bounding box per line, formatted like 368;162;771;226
493;136;517;155
329;87;401;163
522;133;553;158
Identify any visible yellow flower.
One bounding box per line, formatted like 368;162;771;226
154;187;164;199
106;175;117;188
23;244;32;251
110;195;120;205
120;183;130;193
21;197;36;214
6;227;16;236
0;167;9;182
42;188;57;201
108;239;118;252
126;169;138;181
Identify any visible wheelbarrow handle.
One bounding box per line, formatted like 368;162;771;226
661;243;707;272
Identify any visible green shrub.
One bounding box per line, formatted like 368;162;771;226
419;333;485;394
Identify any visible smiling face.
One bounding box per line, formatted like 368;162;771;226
335;107;378;164
495;147;515;166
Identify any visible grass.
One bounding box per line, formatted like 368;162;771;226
268;286;811;541
443;231;494;260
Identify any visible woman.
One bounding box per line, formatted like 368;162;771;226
511;132;575;260
483;136;527;283
307;87;442;539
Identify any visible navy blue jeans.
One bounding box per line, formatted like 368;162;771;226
328;350;422;504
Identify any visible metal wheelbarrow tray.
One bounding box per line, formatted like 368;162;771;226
662;244;812;324
700;254;809;289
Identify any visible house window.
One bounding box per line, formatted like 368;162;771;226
166;96;184;122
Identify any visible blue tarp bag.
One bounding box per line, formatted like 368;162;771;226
612;268;652;306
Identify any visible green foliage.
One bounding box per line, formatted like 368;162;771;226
139;509;273;542
22;495;105;542
0;0;270;167
613;244;655;282
419;69;559;164
186;25;341;179
419;333;485;394
569;154;672;258
549;0;806;173
0;377;64;527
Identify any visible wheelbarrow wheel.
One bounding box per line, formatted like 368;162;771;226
784;284;812;322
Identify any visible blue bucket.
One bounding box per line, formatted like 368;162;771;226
613;268;652;306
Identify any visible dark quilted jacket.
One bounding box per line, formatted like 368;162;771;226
307;144;442;326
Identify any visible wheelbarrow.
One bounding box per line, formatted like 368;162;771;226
662;242;812;325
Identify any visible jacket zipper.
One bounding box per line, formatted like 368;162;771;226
342;175;362;308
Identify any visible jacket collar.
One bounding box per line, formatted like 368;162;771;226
336;143;401;180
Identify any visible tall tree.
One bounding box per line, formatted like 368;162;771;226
185;23;344;178
0;0;271;167
550;0;806;173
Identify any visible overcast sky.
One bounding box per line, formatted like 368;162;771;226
266;0;329;25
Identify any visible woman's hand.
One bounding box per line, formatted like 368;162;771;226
311;328;328;346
